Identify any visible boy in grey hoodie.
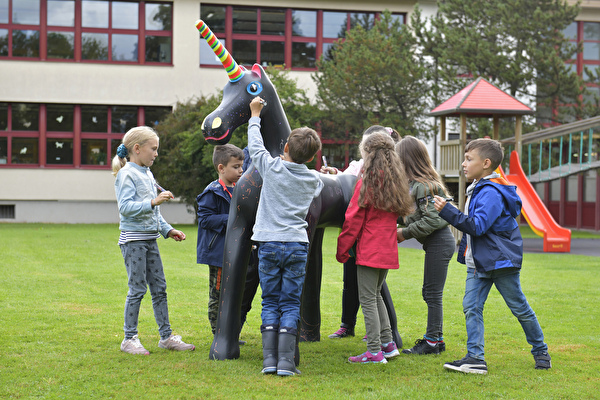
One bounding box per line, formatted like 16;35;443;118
248;97;323;376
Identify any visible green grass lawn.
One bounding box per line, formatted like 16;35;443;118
1;224;599;399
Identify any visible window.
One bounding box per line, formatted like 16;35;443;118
0;103;172;168
0;136;7;164
200;5;405;71
144;106;171;127
584;169;597;203
0;0;172;64
563;21;600;120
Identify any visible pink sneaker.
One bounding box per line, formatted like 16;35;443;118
381;341;400;359
328;326;355;339
348;351;387;364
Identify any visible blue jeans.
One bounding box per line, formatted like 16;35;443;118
463;267;548;361
258;242;308;329
120;240;172;340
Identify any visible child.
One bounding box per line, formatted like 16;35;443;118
248;96;323;376
336;130;413;364
396;135;455;355
196;144;244;336
433;138;551;374
321;126;400;341
112;126;195;355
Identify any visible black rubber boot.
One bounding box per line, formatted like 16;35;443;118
260;325;278;374
277;328;301;376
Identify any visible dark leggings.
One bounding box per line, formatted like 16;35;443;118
240;248;260;329
340;255;360;328
421;227;455;341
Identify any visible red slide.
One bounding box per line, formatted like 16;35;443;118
497;151;571;252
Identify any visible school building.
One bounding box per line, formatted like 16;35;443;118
1;0;599;230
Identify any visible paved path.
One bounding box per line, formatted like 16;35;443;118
398;238;600;257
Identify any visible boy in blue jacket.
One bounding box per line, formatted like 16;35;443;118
433;138;551;375
197;144;244;335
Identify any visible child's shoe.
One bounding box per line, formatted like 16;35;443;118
348;351;388;364
381;342;400;359
328;325;355;339
362;334;368;342
443;355;487;375
534;351;552;370
158;334;195;351
121;335;150;355
402;338;444;355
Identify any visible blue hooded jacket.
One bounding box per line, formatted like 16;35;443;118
439;177;523;272
196;180;233;267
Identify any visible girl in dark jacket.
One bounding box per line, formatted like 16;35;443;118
396;135;456;355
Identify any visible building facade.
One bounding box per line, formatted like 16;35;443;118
1;0;598;229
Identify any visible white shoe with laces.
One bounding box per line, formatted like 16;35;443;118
120;335;150;355
158;334;195;351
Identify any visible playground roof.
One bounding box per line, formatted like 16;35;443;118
428;77;534;118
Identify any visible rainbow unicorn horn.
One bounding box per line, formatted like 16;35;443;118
196;19;244;82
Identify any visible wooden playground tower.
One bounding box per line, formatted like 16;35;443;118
429;77;571;252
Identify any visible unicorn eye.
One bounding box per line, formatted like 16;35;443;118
246;81;263;95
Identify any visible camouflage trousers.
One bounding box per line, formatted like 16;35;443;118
208;265;222;335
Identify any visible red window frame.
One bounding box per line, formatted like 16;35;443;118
0;0;173;65
199;5;405;71
0;103;171;169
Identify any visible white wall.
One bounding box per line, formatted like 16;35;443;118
0;0;419;223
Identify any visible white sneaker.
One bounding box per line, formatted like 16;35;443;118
121;335;150;355
158;334;195;351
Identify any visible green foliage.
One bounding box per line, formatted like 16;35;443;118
151;96;223;209
1;224;599;399
152;68;319;211
411;0;584;133
314;11;431;140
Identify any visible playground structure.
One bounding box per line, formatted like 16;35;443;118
498;151;571;252
431;77;575;251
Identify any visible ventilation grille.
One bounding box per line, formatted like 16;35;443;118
0;205;15;219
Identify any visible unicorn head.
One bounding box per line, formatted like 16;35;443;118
197;20;291;151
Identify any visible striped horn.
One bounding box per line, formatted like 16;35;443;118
196;19;244;82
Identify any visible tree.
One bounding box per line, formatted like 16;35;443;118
313;11;431;140
411;0;584;134
152;66;319;211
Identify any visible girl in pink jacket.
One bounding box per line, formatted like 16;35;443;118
336;130;412;364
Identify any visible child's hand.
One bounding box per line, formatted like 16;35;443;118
152;191;173;206
168;229;186;241
397;228;405;243
320;166;337;175
433;195;447;212
336;251;349;264
250;97;265;118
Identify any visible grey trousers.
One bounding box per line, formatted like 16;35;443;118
356;265;393;354
120;240;172;340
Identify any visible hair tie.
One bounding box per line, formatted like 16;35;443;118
117;143;128;158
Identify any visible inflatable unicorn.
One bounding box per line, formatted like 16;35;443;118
196;20;401;360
